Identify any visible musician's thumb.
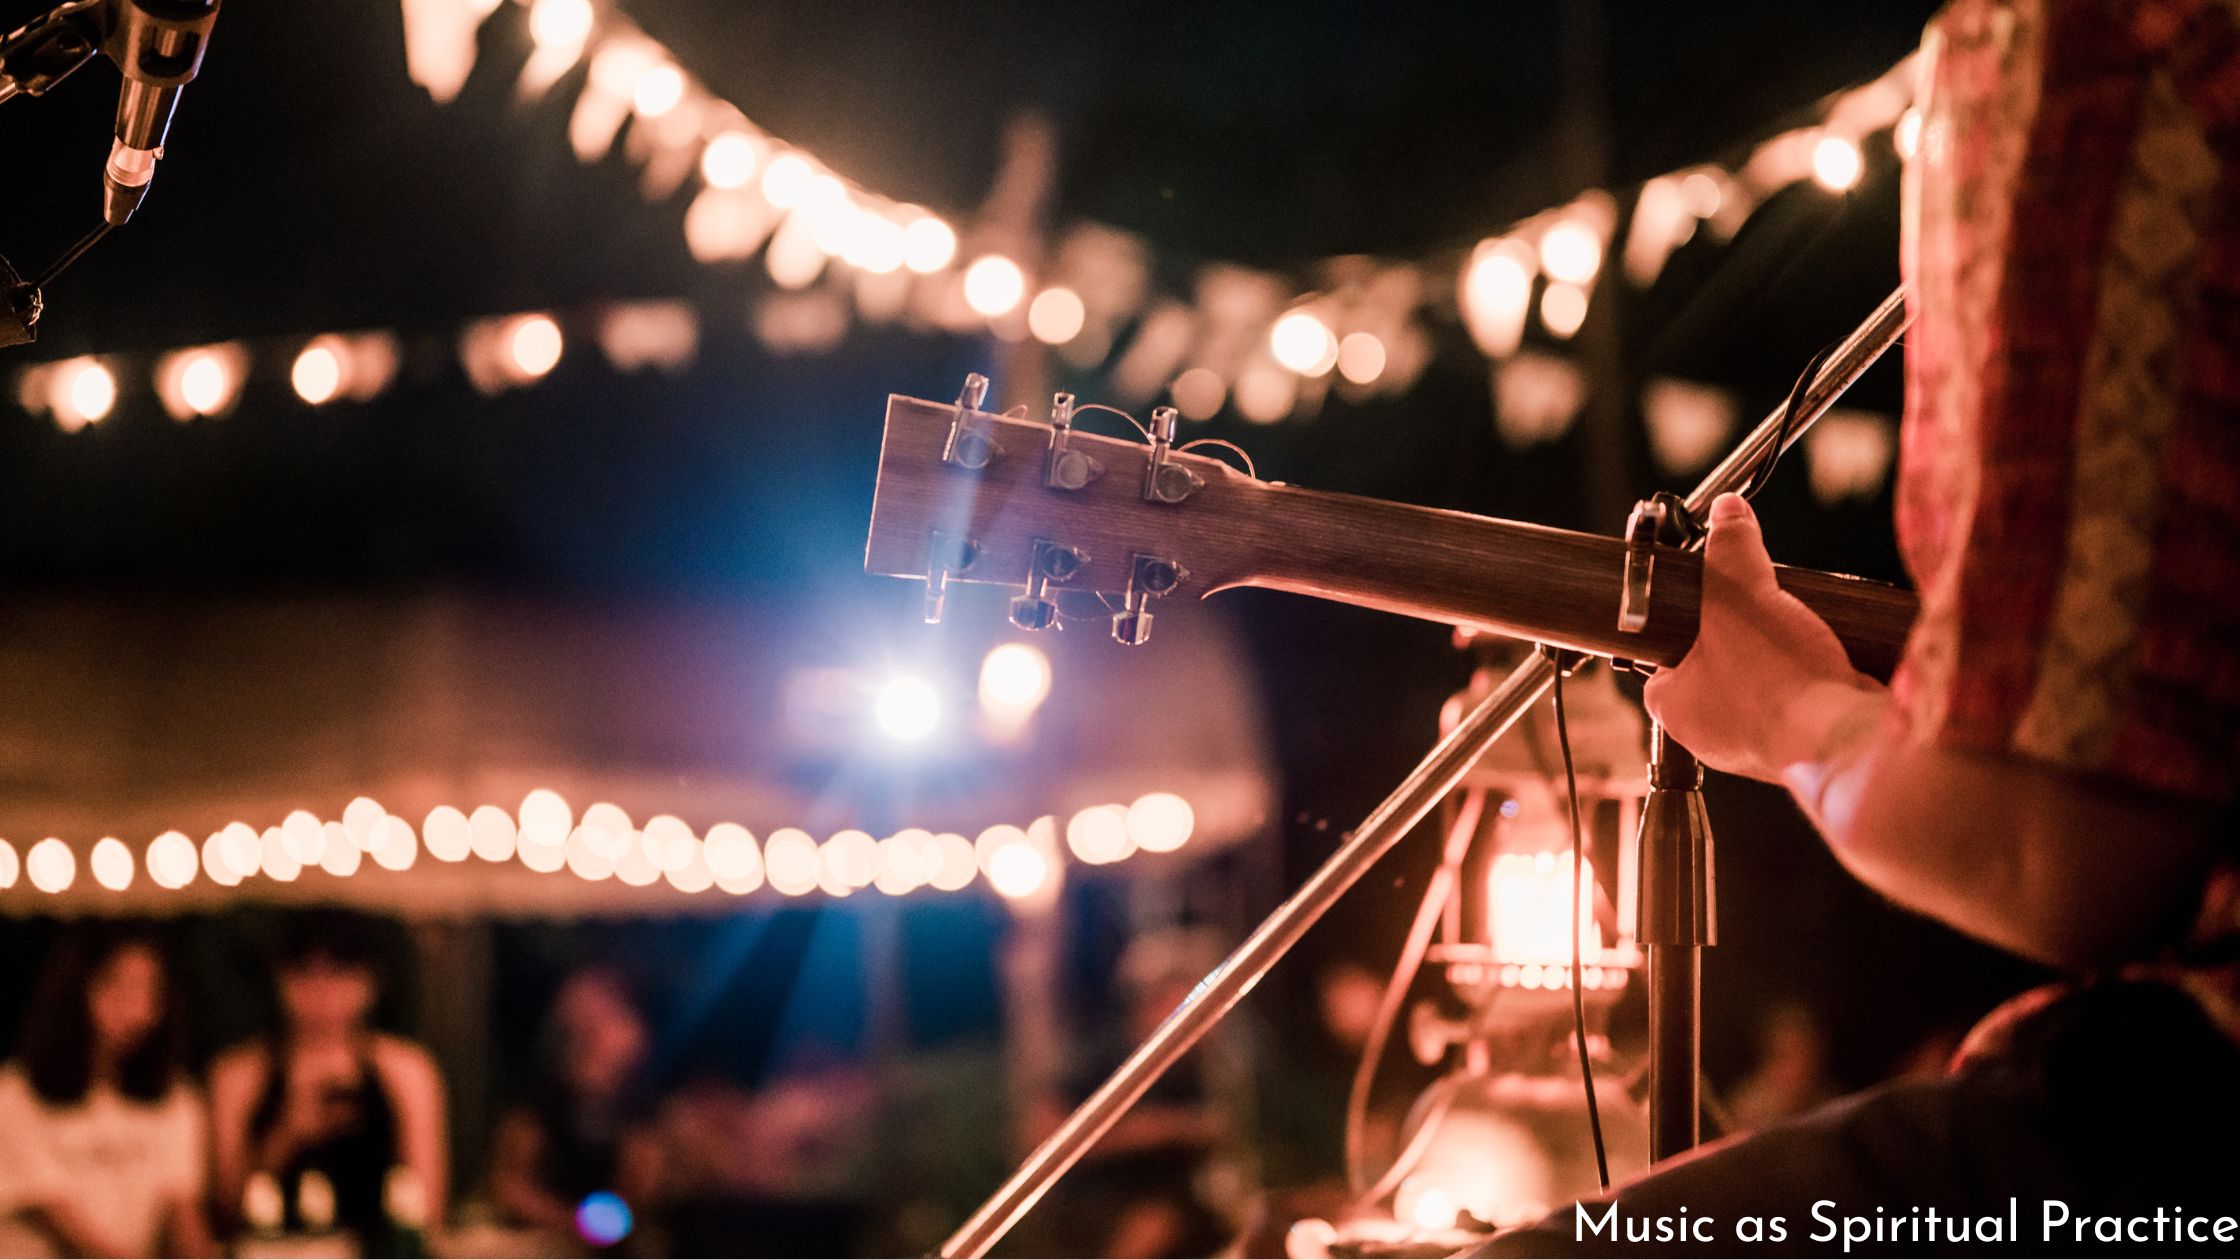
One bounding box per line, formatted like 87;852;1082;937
1703;492;1776;593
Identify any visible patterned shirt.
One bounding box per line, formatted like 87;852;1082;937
1895;0;2240;806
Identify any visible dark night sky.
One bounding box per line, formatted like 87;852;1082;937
0;0;2042;1095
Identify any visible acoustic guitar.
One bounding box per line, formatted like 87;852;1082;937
865;385;1918;681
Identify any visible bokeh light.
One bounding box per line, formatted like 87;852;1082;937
27;838;75;894
874;675;940;740
1126;792;1195;853
1269;310;1337;376
1811;134;1864;191
1027;286;1087;344
91;837;133;891
962;255;1027;317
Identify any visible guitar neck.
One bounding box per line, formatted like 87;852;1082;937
1217;481;1918;680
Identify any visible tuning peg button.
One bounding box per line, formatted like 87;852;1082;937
1010;597;1062;632
1111;608;1154;646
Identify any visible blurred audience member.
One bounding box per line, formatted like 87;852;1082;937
488;967;663;1239
0;923;212;1258
210;909;445;1243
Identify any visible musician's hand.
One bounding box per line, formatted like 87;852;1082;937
1642;493;1886;783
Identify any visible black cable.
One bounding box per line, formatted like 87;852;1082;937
1553;667;1611;1191
1742;341;1838;502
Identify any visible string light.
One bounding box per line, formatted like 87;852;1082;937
27;838;75;894
1336;331;1387;386
961;255;1026;318
1538;220;1603;286
979;643;1052;715
1269;310;1338;377
1126;792;1194;854
764;828;819;896
91;838;134;891
147;832;197;890
1169;367;1225;421
1539;281;1589;339
760;151;814;208
508;315;564;378
630;63;685;118
699;130;759;189
1893;109;1923;160
900;214;957;274
1460;239;1534;360
1811;133;1864;192
528;0;593;53
0;840;19;890
1026;287;1087;344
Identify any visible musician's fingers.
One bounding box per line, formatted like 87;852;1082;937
1702;493;1778;597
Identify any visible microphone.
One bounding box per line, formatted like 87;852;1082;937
100;0;220;226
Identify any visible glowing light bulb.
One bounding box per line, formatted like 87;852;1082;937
760;152;813;209
1269;310;1338;376
1170;367;1225;421
469;804;518;862
1811;134;1863;192
631;64;685;118
219;822;263;876
874;675;940;740
1461;239;1535;359
0;839;16;889
901;214;957;274
282;810;326;864
700;130;759;189
962;255;1027;318
1538;220;1603;286
1337;331;1387;386
916;832;967;891
147;831;197;889
702;823;760;883
1027;286;1087;344
979;643;1052;712
1126;792;1194;853
343;797;386;850
27;838;75;893
178;352;232;415
91;837;133;891
423;805;472;862
529;0;593;52
985;839;1049;900
1540;282;1589;339
52;358;116;429
292;342;344;404
764;828;819;896
1065;805;1133;865
519;789;574;848
509;315;564;378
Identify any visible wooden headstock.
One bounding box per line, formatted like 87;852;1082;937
865;385;1264;640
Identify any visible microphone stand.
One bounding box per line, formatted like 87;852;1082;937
937;286;1914;1259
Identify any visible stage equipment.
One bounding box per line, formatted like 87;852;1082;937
0;0;221;345
864;286;1914;1257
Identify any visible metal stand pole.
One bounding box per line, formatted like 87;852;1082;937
937;287;1913;1259
1637;725;1714;1160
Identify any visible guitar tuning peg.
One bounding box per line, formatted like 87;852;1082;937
1141;405;1203;504
1044;392;1104;491
1111;553;1185;647
943;373;1001;470
922;532;978;625
1011;539;1088;632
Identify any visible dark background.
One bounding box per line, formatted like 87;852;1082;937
0;0;2043;1170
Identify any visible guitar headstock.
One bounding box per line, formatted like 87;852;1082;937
865;377;1259;644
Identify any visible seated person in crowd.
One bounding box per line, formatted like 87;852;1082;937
488;966;665;1237
209;909;446;1242
0;923;212;1258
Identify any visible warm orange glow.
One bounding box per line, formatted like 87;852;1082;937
1027;286;1087;344
764;828;819;895
927;832;976;891
1460;239;1535;359
91;837;133;891
699;130;759;189
1170;367;1225;421
760;151;814;208
1539;282;1589;339
1269;310;1337;376
28;838;75;893
51;358;116;430
509;315;564;378
1337;331;1387;385
147;831;197;890
631;63;685;118
1065;805;1133;865
962;255;1027;317
529;0;593;53
1489;851;1602;970
1811;134;1863;192
901;214;957;274
1126;793;1194;853
1538;220;1602;286
422;805;472;861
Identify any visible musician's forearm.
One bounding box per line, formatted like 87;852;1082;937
1782;700;2216;969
